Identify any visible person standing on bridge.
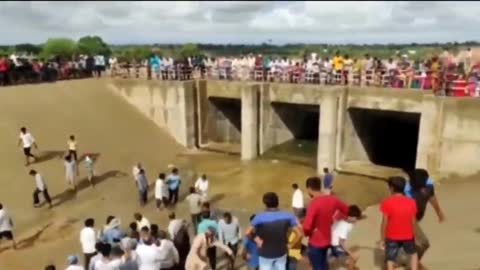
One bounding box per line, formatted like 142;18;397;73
18;127;38;166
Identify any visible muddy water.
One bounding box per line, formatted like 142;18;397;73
177;138;389;213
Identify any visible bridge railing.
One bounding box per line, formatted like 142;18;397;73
109;65;480;97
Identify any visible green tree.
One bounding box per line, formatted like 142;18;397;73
40;38;77;59
14;43;42;54
76;35;111;56
179;43;200;58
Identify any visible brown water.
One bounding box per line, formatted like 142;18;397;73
0;79;388;269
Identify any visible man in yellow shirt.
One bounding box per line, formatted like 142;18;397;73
333;51;344;71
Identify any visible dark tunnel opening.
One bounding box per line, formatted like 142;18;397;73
348;107;420;170
264;102;320;166
271;102;320;140
208;97;242;132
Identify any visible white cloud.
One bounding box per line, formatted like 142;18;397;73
0;1;479;44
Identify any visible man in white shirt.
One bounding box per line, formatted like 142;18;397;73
167;212;184;240
29;169;52;208
80;218;97;270
132;163;143;183
155;173;168;211
156;230;180;270
218;212;241;269
0;203;16;249
18;127;38;165
330;205;362;269
134;213;150;231
194;174;209;202
291;183;305;219
185;187;202;234
94;243;122;270
136;236;162;270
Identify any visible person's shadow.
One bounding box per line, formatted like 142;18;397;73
49;170;127;207
34;150;65;164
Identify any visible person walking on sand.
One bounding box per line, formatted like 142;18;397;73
291;183;305;219
18;127;38;166
65;155;78;191
29;169;52;209
132;163;143;183
0;203;17;249
155;173;168;211
136;169;149;206
84;154;95;186
166;168;181;206
67;135;78;161
194;174;209;202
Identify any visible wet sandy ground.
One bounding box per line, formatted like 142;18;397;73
0;79;477;270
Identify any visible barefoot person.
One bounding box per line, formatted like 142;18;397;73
18;127;38;165
65;155;77;190
0;203;16;249
29;169;52;209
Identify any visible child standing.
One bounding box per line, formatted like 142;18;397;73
67;135;78;161
330;205;362;270
241;215;259;270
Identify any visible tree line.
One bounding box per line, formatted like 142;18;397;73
1;36;478;61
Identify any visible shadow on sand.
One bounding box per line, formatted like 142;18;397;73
43;170;127;207
0;222;52;254
34;150;65;164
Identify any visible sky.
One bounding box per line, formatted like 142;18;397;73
1;1;479;45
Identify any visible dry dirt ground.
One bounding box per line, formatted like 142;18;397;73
0;79;478;270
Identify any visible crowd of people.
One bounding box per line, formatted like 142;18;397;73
112;48;480;97
0;53;107;86
0;125;447;270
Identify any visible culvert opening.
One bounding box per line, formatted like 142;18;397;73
263;102;319;166
205;97;242;154
348;107;420;170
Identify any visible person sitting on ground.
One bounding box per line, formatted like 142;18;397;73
329;205;362;270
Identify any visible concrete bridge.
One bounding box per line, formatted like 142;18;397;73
107;78;480;178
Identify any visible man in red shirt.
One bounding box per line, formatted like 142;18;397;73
379;176;418;270
0;55;9;86
303;176;349;270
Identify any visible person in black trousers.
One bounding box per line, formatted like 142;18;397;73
30;170;52;208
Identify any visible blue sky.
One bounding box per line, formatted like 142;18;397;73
0;1;479;45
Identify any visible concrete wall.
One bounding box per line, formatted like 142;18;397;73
107;79;196;147
437;98;480;175
107;79;480;178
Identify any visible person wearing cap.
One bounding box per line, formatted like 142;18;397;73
186;226;233;270
65;255;85;270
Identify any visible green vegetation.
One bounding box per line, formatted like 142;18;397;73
1;37;478;61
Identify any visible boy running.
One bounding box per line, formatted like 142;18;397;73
329;205;362;270
18;127;38;166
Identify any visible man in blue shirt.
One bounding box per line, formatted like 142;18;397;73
166;168;181;205
100;216;125;245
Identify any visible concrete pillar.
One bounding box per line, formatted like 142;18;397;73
317;92;339;174
415;95;443;173
241;84;260;160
